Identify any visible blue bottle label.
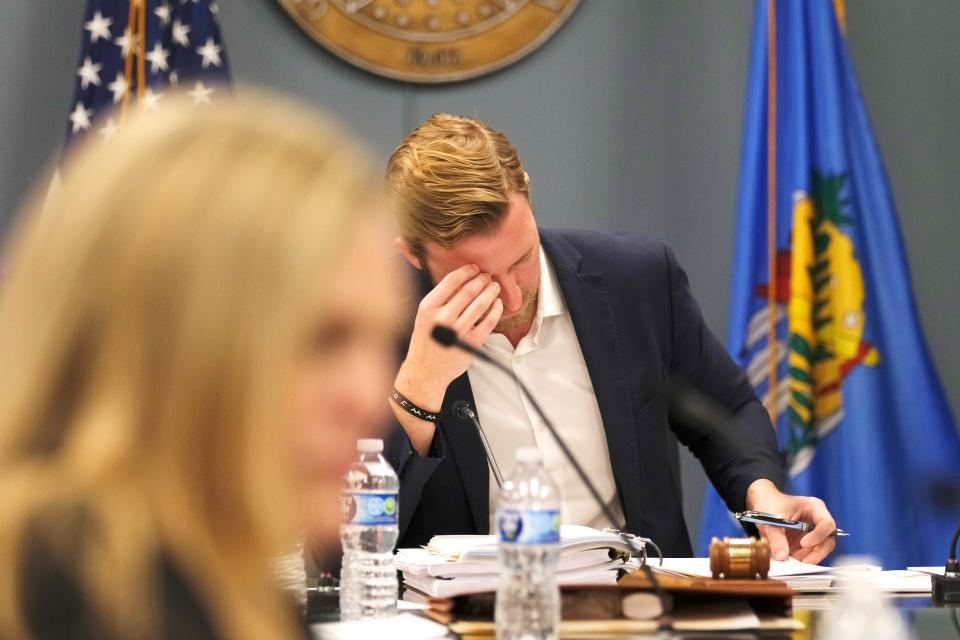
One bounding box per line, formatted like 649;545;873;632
340;490;399;525
497;508;561;545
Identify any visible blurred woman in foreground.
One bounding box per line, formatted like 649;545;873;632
0;94;403;638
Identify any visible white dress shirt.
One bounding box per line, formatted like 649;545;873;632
467;247;626;533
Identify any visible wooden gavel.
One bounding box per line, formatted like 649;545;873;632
709;536;771;579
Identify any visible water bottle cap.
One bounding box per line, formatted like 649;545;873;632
357;438;383;453
515;447;542;463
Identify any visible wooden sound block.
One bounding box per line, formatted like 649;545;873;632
619;569;793;598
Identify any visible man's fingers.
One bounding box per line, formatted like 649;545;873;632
439;273;493;319
466;298;503;345
420;264;480;309
797;537;836;565
758;525;790;562
454;281;501;332
791;546;814;563
800;507;836;549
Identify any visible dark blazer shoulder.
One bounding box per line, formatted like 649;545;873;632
542;227;673;269
540;228;682;300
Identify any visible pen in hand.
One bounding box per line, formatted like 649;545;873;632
734;510;850;537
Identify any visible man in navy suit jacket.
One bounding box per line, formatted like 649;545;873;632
382;114;839;562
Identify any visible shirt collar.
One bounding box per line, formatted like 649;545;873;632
537;244;567;321
524;245;567;345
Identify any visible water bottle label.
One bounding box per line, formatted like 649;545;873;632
340;490;398;525
497;508;560;545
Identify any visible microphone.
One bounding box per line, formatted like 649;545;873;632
430;324;661;563
453;400;505;489
431;325;464;348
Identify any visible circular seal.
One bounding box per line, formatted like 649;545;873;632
276;0;581;83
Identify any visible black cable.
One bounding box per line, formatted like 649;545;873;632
945;524;960;579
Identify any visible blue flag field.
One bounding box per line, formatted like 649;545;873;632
699;0;960;568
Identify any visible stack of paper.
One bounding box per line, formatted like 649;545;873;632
654;556;835;590
654;557;935;593
396;525;630;598
770;564;933;593
419;524;636;562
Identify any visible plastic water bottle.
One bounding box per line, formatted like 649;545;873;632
818;556;910;640
495;447;561;640
271;541;307;615
339;438;399;621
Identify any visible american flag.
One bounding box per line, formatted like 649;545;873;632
66;0;230;145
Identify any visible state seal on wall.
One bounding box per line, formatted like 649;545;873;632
276;0;580;83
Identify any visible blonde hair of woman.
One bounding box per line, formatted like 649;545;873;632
0;94;393;639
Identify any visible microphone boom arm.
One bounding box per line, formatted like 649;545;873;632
454;401;504;489
432;324;664;573
431;326;626;537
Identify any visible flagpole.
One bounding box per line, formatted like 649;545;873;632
121;0;137;115
765;0;778;423
833;0;847;34
137;0;147;101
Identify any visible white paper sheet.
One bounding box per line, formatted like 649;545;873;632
656;556;836;578
311;613;448;640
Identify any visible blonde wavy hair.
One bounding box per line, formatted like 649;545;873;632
0;93;377;639
386;113;530;258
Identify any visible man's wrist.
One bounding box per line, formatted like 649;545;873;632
391;388;440;423
395;363;447;414
745;478;781;510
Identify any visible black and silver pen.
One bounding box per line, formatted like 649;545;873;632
734;510;850;537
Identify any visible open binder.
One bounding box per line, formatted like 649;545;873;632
403;567;800;636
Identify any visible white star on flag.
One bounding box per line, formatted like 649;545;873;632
65;0;231;146
84;10;113;43
188;81;214;105
99;117;120;140
107;72;129;103
142;88;164;111
155;2;173;26
145;42;171;74
69;104;94;133
77;56;102;89
172;19;191;47
196;37;223;69
210;1;220;15
115;27;136;58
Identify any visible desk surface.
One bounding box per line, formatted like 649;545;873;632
795;595;958;640
308;591;960;639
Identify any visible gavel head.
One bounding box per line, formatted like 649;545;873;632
709;536;771;579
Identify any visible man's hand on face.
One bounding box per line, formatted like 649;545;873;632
745;479;838;564
393;264;503;443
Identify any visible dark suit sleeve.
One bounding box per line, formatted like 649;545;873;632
383;418;446;540
662;243;786;513
380;264;452;542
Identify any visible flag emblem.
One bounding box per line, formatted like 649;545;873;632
784;173;879;473
748;173;881;474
